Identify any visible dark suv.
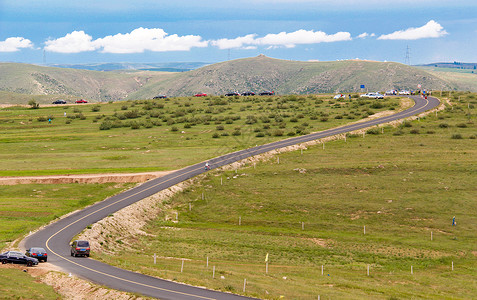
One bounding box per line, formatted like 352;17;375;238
70;240;90;257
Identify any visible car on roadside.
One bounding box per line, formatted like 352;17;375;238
75;99;88;103
241;91;255;96
52;99;67;104
333;94;345;99
194;93;207;97
25;247;48;262
225;92;240;96
259;91;274;96
360;92;384;99
70;240;90;257
0;251;39;267
153;95;167;99
399;90;410;95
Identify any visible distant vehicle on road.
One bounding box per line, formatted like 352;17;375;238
225;92;240;96
52;99;67;104
70;240;90;257
259;91;274;96
333;94;345;99
153;95;167;99
25;247;48;262
194;93;207;97
241;91;255;96
75;99;88;103
385;90;397;95
0;251;38;267
360;92;384;99
399;90;410;95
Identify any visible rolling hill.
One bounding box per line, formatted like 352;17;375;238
0;56;474;104
0;63;174;103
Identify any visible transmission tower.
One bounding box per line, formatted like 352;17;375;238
404;46;411;65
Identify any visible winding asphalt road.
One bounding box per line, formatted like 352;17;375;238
23;96;439;299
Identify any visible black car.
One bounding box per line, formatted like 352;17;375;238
225;92;240;96
52;99;67;104
0;251;39;267
259;91;275;96
71;240;90;257
153;95;167;99
25;247;48;262
241;91;255;96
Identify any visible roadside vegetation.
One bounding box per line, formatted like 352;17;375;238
0;94;401;176
92;92;476;299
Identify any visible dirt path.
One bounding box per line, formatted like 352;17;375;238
0;171;173;185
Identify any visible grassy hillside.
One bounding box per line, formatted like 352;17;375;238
419;66;477;92
94;92;477;299
130;56;458;98
0;63;173;103
2;57;474;104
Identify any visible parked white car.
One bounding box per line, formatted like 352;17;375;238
360;92;384;99
399;90;410;95
333;94;346;99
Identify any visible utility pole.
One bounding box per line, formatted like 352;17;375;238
405;46;411;65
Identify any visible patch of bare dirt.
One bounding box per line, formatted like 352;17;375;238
0;171;172;185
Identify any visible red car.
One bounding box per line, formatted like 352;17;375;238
75;99;88;103
194;93;207;97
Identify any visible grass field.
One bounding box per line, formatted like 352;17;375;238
91;92;476;299
0;94;401;176
0;268;61;299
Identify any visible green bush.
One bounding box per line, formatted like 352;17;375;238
232;130;241;136
439;123;449;128
451;133;463;139
99;121;112;130
212;133;220;138
171;126;178;132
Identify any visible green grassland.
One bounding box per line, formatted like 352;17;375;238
92;92;476;299
0;268;61;299
0;94;402;176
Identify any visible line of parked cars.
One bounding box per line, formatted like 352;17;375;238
0;239;90;267
51;99;88;104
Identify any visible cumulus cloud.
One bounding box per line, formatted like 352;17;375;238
45;31;97;53
211;29;351;49
255;30;351;48
378;20;448;40
44;28;208;54
357;32;375;39
95;28;208;53
211;34;257;50
0;37;33;52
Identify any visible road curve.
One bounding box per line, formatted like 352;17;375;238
24;96;439;299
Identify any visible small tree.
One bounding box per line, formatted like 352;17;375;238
28;99;39;109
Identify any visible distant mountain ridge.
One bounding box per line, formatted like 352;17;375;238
418;62;477;70
0;56;475;104
44;62;211;72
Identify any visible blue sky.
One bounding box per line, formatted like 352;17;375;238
0;0;476;65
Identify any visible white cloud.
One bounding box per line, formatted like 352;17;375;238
0;37;33;52
378;20;448;40
211;29;351;50
95;28;208;53
357;32;375;39
255;30;352;47
44;28;208;54
45;31;97;53
211;34;257;50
